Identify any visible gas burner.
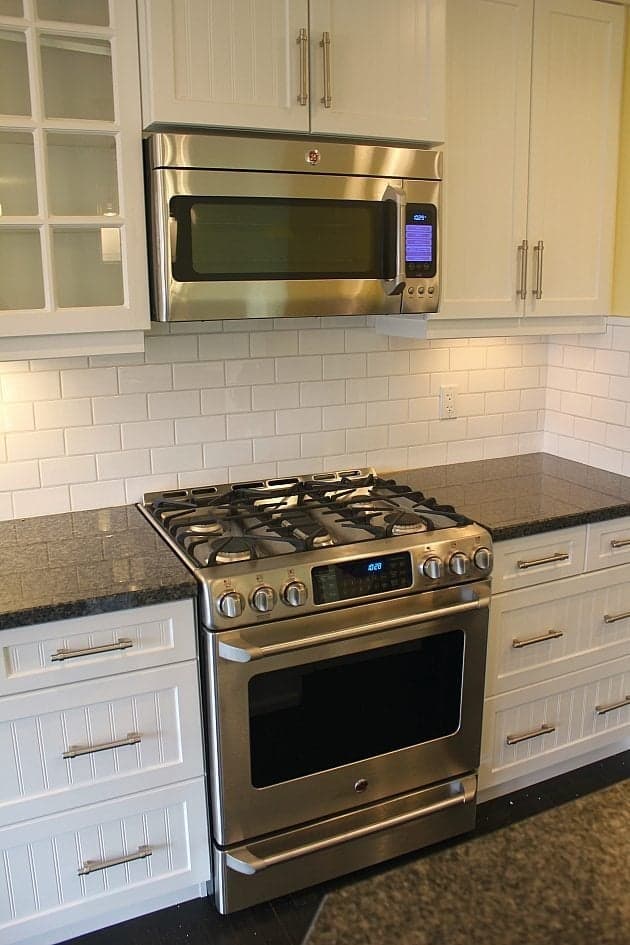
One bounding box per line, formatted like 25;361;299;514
383;511;431;536
211;537;256;564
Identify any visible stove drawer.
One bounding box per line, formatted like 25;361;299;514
492;526;586;593
0;600;196;696
0;662;204;827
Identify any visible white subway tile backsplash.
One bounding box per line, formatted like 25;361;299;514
366;447;408;470
322;404;366;431
249;331;298;358
467;414;503;439
41;454;96;486
409;349;449;373
96;449;151;480
202;387;251;415
574;417;607;445
0;402;35;433
300;380;345;406
144;334;198;363
2;371;60;402
151;444;203;474
366;351;408;376
301;430;346;458
367;400;408;426
407;443;447;468
253;435;300;463
483;435;520;459
227;411;275;440
486;345;522;369
346;425;388;453
449;347;486;371
121;419;174;449
70;479;126;511
34;398;92;430
61;367;117;398
299;329;345;354
228;461;277;480
468;369;505;393
65;424;121;455
173;361;225;391
118;364;173;394
204;439;253;468
276;356;322;383
0;460;40;492
428;418;468;443
126;474;178;502
446;439;484;464
276;406;322;435
148;390;199;420
409;396;439;421
6;429;65;462
13;485;70;518
252;383;300;411
200;332;251;360
346;377;389;403
388;374;431;400
225;358;273;386
94;393;148;423
593;348;629;376
389;421;429;448
324;353;367;379
175;415;226;445
344;329;389;353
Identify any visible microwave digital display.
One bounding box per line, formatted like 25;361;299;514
405;224;433;263
405;203;437;278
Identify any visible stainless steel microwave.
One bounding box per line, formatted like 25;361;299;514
145;132;442;322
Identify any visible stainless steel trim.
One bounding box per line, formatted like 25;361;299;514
518;239;528;300
218;592;487;663
320;32;332;107
63;732;141;760
51;638;133;662
297;28;308;105
516;552;569;570
603;610;630;624
595;695;630;715
534;239;544;299
77;845;152;876
610;538;630;549
225;779;475;875
506;723;556;745
512;629;564;649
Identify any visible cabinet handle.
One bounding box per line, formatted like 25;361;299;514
533;239;544;299
610;538;630;549
517;239;528;300
320;32;332;107
78;845;152;876
516;552;569;570
50;638;133;662
512;629;564;649
63;732;141;760
595;695;630;715
297;28;308;105
603;610;630;624
506;723;556;746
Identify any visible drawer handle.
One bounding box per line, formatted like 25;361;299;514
595;695;630;715
78;845;152;876
512;629;564;649
51;638;133;662
63;732;141;760
603;610;630;624
517;553;570;570
610;538;630;549
506;723;556;746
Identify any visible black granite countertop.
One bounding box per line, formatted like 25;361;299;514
392;452;630;540
0;505;196;630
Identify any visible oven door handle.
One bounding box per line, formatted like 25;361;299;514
224;778;476;875
218;593;488;663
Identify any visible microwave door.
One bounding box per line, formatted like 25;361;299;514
152;168;406;321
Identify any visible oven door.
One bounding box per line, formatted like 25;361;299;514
205;582;489;847
150;167;422;321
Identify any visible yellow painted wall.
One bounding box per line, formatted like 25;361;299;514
613;16;630;314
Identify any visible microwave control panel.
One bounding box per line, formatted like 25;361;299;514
402;201;439;314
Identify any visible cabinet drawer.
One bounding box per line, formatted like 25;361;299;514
492;526;586;593
0;600;196;696
479;655;630;791
0;779;210;943
486;564;630;695
586;516;630;571
0;662;204;827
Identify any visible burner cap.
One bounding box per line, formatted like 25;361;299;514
213;538;253;564
187;521;224;537
384;511;430;535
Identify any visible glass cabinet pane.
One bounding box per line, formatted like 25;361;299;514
0;1;23;15
52;227;123;307
0;230;45;310
36;0;109;26
0;131;37;215
0;30;31;115
40;34;114;120
47;133;118;216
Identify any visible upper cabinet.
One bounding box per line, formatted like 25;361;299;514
0;0;149;358
613;20;630;316
137;0;445;143
440;0;624;321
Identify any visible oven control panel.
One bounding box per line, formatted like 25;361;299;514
312;552;413;604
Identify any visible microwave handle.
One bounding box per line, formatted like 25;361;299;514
382;184;406;296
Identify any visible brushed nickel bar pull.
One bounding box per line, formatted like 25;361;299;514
603;610;630;624
512;629;564;649
297;28;308;105
517;552;569;570
78;845;152;876
506;723;556;746
63;732;141;760
518;239;528;300
320;31;332;107
610;538;630;549
534;239;544;299
595;695;630;715
51;638;133;661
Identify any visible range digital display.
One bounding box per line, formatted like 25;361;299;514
312;552;413;605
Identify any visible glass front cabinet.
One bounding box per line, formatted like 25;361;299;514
0;0;149;358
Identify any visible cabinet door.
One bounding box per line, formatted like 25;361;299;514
440;0;533;318
138;0;310;133
308;0;445;142
526;0;625;317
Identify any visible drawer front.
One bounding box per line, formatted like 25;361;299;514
586;516;630;571
0;662;204;827
492;526;586;593
0;779;210;941
486;564;630;695
0;600;196;696
479;656;630;790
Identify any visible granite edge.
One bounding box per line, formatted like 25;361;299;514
487;502;630;541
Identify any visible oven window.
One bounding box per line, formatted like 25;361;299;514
170;196;393;281
248;630;464;788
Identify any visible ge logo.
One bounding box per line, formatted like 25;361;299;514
306;148;321;166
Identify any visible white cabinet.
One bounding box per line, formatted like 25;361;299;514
440;0;624;321
0;600;211;945
0;0;149;359
138;0;445;143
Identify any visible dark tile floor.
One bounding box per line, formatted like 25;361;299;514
64;751;628;945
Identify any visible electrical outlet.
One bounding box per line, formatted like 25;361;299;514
439;385;457;419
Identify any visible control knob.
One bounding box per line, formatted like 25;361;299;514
218;591;244;619
449;551;470;577
283;581;308;607
251;585;276;614
473;547;493;572
422;556;443;580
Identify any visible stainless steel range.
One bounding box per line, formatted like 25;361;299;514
138;469;492;913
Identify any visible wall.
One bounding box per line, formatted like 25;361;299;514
0;318;546;520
